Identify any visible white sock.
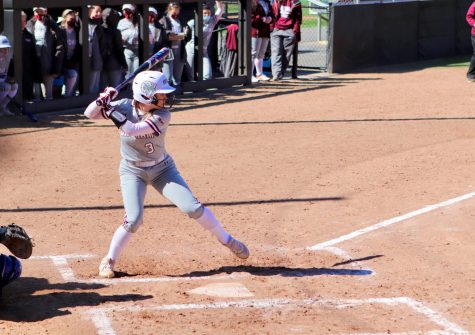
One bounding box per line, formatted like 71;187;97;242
106;226;133;261
256;58;264;76
254;58;261;76
195;207;231;244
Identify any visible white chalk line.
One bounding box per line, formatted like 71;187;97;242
84;310;116;335
83;296;469;335
309;191;475;250
30;254;94;282
30;254;95;260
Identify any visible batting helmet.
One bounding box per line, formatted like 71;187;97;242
132;71;175;104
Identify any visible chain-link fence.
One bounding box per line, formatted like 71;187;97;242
295;2;330;70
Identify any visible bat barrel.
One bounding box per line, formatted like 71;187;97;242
113;48;169;92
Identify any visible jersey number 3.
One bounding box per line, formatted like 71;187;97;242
145;142;155;154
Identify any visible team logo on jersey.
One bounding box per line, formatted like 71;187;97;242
140;80;157;97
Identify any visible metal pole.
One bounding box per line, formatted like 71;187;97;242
292;42;298;79
317;13;321;41
240;0;252;83
140;4;149;61
197;4;203;81
81;5;91;95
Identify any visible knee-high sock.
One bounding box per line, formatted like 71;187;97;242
195;207;231;244
106;225;133;261
254;58;261;76
256;58;265;76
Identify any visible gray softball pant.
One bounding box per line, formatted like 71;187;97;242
119;155;203;233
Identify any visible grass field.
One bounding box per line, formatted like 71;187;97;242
223;0;328;29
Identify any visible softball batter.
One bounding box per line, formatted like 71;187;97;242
84;71;249;278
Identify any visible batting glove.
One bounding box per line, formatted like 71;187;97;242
96;87;118;106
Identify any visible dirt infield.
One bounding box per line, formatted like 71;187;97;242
1;62;475;334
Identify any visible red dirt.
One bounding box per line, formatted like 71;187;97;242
0;64;474;334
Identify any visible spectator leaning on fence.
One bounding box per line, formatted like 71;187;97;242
21;11;40;102
58;9;81;97
0;36;17;116
270;0;301;81
26;7;64;100
466;1;475;81
159;2;192;92
201;1;223;80
118;4;140;78
101;8;128;88
251;0;274;83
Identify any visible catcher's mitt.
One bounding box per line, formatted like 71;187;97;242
0;224;33;259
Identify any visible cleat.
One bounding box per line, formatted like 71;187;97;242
224;237;250;259
256;74;270;81
99;257;115;278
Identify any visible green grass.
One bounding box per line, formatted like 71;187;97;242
223;1;328;28
423;56;470;69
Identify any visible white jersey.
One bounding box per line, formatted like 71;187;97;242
110;99;171;162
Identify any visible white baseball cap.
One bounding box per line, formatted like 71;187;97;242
149;7;158;16
133;71;175;104
0;36;12;49
122;4;136;11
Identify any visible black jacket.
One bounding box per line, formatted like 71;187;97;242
58;26;82;71
26;15;65;76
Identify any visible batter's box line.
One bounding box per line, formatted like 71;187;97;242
309;191;475;251
83;296;469;335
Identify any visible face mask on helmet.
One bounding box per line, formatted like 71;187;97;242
153;94;175;109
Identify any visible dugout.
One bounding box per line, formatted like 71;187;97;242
1;0;252;114
328;0;474;73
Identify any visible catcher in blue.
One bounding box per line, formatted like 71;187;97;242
84;71;250;278
0;224;33;296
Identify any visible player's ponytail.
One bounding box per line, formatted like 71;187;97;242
133;99;155;120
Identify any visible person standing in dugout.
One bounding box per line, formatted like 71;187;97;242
84;71;250;278
270;0;302;81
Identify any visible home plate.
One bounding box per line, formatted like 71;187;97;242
188;282;254;298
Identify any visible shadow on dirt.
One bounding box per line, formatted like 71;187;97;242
332;254;384;267
0;277;152;322
0;75;381;133
173;265;373;278
0;196;345;213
